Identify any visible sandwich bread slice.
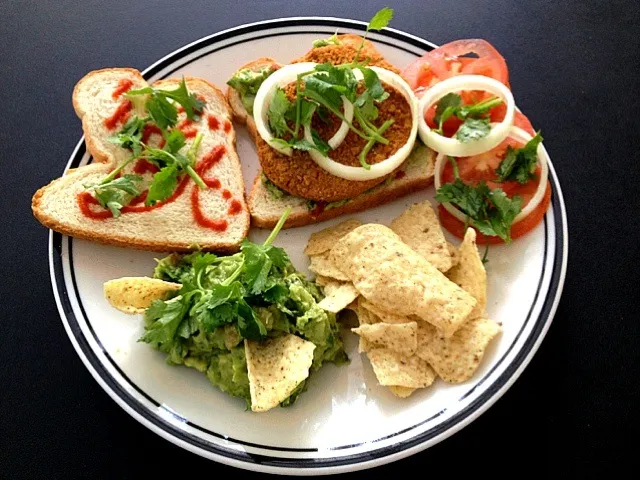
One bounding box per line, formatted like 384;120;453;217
33;68;249;252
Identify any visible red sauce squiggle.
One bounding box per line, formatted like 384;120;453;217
223;120;231;133
207;115;220;131
222;189;232;200
190;145;229;231
104;101;132;130
112;79;134;99
141;124;165;148
228;200;242;215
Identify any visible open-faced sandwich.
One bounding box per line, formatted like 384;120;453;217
32;68;249;252
226;9;435;228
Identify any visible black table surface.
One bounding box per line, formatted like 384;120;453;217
2;0;639;477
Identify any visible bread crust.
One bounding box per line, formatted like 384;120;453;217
248;171;434;229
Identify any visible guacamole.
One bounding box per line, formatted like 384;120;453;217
139;218;347;409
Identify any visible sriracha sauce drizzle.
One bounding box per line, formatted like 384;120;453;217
104;101;132;130
111;79;134;99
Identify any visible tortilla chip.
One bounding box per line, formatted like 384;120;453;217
367;349;436;388
318;282;360;313
355;305;380;325
416;317;501;383
389;386;416;398
104;277;181;314
245;334;316;412
328;224;477;337
447;242;460;268
308;251;349;281
391;201;452;272
304;219;362;256
446;228;487;318
314;275;333;286
359;298;413;324
352;322;418;356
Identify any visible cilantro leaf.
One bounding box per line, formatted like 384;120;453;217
158;78;205;121
144;94;178;130
354;67;389;122
128;78;205;128
194;282;244;332
237;300;267;340
456;117;491;143
146;164;178;206
436;165;523;243
91;174;142;217
267;88;293;137
458;96;502;119
109;116;146;155
434;93;462;132
163;129;186;154
140;298;188;348
495;132;543;184
368;7;394;31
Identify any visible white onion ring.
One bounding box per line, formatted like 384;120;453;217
252;62;353;156
418;74;515;157
435;125;549;225
303;66;419;181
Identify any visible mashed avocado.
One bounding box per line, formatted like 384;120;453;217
227;66;276;115
140;223;347;409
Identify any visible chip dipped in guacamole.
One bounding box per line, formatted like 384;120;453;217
128;210;348;411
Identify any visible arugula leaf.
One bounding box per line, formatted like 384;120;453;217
110;116;146;155
91;174;142;217
368;6;394;31
495;132;543;184
312;33;341;48
456;117;491;143
146;165;178;206
268;88;294;137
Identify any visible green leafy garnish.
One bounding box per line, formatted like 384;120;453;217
495;132;543;184
368;6;394;30
128;77;204;128
88;174;143;218
433;92;502;141
139;208;348;407
264;8;397;166
436;158;522;242
109;116;146;155
456;117;491;143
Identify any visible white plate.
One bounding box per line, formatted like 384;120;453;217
49;17;568;475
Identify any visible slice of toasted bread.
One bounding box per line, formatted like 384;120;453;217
249;144;435;229
33;69;249;252
227;35;434;229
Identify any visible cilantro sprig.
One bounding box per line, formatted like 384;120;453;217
127;78;205;128
141;207;293;345
87;79;208;215
266;7;395;168
436;157;522;242
433;93;503;142
495;132;543;184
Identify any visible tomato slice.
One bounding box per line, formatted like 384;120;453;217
437;122;549;242
438;183;552;244
403;39;510;92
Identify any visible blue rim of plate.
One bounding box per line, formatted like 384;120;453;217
48;17;568;473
